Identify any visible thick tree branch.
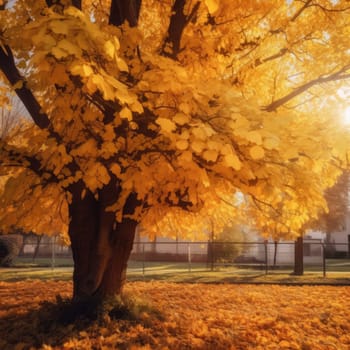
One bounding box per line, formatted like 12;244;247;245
0;0;81;133
308;1;350;13
109;0;141;27
0;46;88;190
0;44;80;178
0;46;51;130
265;65;350;112
45;0;82;9
161;0;200;59
290;0;312;23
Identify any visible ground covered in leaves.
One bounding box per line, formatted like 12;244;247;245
0;280;349;349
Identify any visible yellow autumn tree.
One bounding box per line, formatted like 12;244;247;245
1;0;350;303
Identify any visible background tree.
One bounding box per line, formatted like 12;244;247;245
314;171;349;235
1;0;350;305
0;232;23;266
208;224;245;265
310;171;350;258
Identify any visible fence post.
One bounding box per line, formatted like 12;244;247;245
188;243;192;272
51;235;56;270
211;241;215;271
142;243;145;277
264;240;268;275
322;243;326;278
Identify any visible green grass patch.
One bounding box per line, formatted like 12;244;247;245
0;267;73;281
13;257;74;267
1;259;350;284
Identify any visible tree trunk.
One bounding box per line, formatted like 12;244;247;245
67;181;137;302
32;235;43;262
96;218;137;297
294;236;304;275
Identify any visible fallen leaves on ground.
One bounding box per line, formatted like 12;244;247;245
0;280;349;349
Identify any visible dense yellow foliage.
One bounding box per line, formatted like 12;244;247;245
1;0;350;240
0;280;350;349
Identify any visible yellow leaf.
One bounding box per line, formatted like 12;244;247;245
130;100;144;113
110;164;121;176
156;118;176;133
92;75;114;100
51;47;67;59
83;65;93;77
57;39;82;57
173;113;189;125
76;33;89;51
264;137;280;150
250;145;265;160
245;131;262;145
205;0;219;14
38;60;51;72
192;127;207;140
129;121;138;130
223;153;242;170
51;64;68;85
104;40;115;59
32;32;56;49
49;20;69;35
120;107;133;121
178;150;192;163
179;102;191;114
203;149;218;162
176;139;189;150
283;147;299;160
180;130;190;139
116;57;129;72
279;340;291;348
70;63;93;77
207;140;221;150
64;6;84;19
191;140;205;153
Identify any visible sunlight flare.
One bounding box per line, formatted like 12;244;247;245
344;106;350;126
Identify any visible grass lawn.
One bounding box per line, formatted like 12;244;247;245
1;259;350;284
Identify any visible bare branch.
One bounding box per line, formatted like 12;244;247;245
290;0;312;23
265;65;350;112
254;48;288;67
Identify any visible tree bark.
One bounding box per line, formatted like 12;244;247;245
109;0;141;27
161;0;200;59
97;218;137;297
68;181;137;301
294;236;304;275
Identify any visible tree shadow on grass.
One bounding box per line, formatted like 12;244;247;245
0;295;164;350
